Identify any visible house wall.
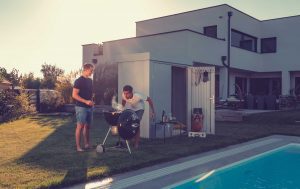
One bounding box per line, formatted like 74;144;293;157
260;17;300;95
150;61;172;123
103;30;228;68
136;5;228;38
82;44;102;64
261;17;300;72
103;31;189;65
137;4;300;74
187;32;226;66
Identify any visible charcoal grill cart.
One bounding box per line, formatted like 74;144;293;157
97;109;140;154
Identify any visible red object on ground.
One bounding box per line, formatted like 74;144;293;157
192;112;203;132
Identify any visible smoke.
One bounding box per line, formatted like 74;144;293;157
111;95;123;111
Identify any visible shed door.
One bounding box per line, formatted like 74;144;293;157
189;67;215;134
172;66;187;124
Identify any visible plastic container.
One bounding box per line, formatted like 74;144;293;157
191;108;203;132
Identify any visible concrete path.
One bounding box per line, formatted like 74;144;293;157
65;135;300;189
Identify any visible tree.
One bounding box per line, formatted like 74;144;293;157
0;67;21;89
9;68;21;90
93;63;118;105
0;67;8;81
20;73;41;89
40;63;64;89
55;70;80;104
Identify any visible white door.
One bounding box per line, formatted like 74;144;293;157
187;66;215;134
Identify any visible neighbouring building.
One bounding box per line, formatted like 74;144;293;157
0;79;12;90
83;4;300;138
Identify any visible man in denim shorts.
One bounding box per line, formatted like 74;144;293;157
72;63;94;152
122;85;155;149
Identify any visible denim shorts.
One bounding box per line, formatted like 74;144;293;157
135;109;144;121
75;106;93;126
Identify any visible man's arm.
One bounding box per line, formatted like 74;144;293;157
146;97;155;117
122;99;126;106
72;88;94;106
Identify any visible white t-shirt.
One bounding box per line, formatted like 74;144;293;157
123;92;147;111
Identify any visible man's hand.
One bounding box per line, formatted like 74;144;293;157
85;100;95;106
150;111;156;120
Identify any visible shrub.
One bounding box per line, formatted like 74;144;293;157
55;71;80;104
0;90;35;123
39;90;64;113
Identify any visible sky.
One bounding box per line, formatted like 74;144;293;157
1;0;300;78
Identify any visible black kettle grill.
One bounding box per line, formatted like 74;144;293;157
99;109;140;154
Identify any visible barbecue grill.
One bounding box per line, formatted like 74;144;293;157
97;109;140;154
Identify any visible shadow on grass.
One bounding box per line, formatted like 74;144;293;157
15;113;108;188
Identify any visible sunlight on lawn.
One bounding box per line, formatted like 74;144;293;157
0;117;58;162
0;115;112;188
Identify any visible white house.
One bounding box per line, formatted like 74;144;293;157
83;4;300;138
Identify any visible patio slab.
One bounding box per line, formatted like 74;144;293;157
215;109;278;121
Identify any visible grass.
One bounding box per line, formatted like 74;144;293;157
1;110;300;188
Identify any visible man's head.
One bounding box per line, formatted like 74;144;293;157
123;85;133;99
82;63;94;77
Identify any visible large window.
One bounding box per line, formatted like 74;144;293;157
235;77;247;96
249;78;281;96
203;25;217;38
231;29;257;52
261;37;277;53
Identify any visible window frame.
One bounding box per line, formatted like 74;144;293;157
231;29;258;52
203;25;217;38
261;37;277;53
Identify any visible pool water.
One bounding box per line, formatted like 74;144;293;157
171;144;300;189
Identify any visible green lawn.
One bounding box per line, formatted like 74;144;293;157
1;110;300;188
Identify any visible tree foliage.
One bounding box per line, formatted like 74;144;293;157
0;67;22;89
40;63;64;89
55;70;80;104
0;90;35;122
93;63;118;105
20;73;41;89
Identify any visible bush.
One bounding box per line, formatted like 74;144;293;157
39;90;64;113
0;90;35;123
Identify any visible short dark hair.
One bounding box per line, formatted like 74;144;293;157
83;63;94;70
123;85;133;92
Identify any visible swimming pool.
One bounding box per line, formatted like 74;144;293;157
167;144;300;189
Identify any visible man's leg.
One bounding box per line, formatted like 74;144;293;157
75;106;88;151
83;125;90;148
76;123;84;151
133;110;144;149
133;129;140;148
83;108;93;148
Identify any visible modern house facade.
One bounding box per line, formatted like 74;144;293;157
83;4;300;138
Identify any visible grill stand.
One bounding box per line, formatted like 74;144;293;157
101;127;132;154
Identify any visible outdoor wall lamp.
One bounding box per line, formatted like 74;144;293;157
221;56;228;67
92;59;98;64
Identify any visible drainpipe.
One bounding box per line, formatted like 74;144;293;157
227;11;232;97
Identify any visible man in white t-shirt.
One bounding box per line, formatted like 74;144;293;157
122;85;155;149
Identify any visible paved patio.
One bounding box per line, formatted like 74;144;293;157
215;109;279;121
65;135;300;189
